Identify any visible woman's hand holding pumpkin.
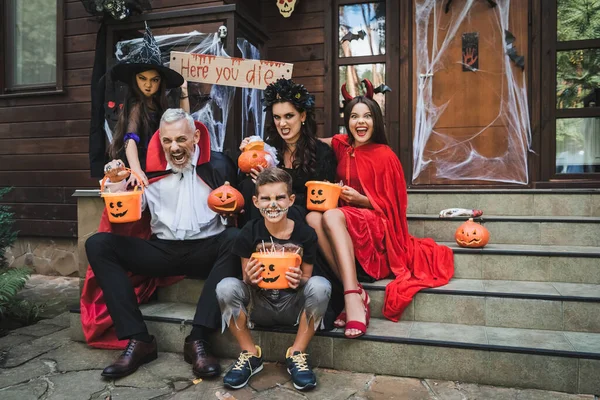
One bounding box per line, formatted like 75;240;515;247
244;258;264;286
249;165;266;183
340;186;369;207
239;137;252;152
285;266;302;289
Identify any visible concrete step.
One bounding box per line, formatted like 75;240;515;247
407;189;600;217
407;214;600;246
157;278;600;333
443;242;600;284
69;305;600;395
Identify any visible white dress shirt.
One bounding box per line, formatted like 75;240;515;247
104;145;226;240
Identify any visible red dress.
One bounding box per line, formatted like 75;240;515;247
331;134;454;321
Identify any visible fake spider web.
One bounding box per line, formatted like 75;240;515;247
413;0;532;184
114;31;264;151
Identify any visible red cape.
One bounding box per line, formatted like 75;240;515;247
333;135;454;322
80;121;210;349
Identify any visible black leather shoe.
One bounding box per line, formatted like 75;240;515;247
101;337;158;378
183;338;221;377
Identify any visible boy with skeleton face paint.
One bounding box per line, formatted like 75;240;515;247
216;168;331;391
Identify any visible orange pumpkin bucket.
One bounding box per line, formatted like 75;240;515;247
252;252;302;290
305;181;343;212
100;169;144;224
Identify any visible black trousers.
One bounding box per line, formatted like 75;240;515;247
85;228;241;340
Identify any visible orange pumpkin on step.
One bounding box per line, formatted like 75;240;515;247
455;218;490;248
238;141;270;173
208;181;245;214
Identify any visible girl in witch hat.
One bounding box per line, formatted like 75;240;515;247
108;23;189;187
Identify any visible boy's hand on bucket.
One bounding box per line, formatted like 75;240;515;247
103;160;130;183
244;258;264;286
285;266;302;289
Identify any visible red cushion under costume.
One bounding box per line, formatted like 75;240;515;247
80;121;211;349
331;134;454;322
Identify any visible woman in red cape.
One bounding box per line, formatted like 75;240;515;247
307;86;454;339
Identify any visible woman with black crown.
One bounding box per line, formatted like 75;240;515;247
238;78;337;225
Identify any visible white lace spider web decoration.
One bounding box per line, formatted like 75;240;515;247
413;0;532;184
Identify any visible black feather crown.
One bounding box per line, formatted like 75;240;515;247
262;79;315;112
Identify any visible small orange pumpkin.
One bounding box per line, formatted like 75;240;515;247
455;218;490;248
238;141;269;173
207;181;245;214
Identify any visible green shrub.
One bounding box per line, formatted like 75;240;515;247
0;187;43;325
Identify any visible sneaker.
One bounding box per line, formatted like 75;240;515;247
285;347;317;391
223;345;263;389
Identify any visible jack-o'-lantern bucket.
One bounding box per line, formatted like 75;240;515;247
305;181;343;212
100;169;144;224
251;252;302;290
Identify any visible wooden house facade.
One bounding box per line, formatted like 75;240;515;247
1;0;599;257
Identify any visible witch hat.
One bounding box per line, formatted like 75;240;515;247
111;22;184;89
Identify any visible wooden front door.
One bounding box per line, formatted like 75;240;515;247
411;0;530;185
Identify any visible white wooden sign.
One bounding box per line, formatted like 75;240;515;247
170;51;294;90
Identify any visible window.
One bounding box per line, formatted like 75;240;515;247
334;1;387;130
544;0;600;176
0;0;64;96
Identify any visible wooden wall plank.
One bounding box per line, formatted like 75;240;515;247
14;220;77;237
0;103;90;123
0;87;91;107
0;154;89;171
0;137;89;155
267;28;325;47
65;51;95;69
267;44;324;63
65;18;101;36
0;188;76;204
7;204;78;221
263;12;324;32
0;120;89;139
0;171;97;188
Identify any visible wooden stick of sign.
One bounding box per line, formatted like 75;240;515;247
170;51;294;90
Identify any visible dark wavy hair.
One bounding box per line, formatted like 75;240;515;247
264;102;318;179
343;96;388;147
108;69;168;160
262;79;318;179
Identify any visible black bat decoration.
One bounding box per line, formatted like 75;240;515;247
505;30;525;70
374;84;392;94
445;0;497;13
341;29;367;43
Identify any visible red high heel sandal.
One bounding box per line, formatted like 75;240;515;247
343;287;371;339
334;283;370;328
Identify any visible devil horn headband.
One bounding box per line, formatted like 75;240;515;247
341;79;376;102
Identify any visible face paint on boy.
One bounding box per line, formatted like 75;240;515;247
259;204;289;219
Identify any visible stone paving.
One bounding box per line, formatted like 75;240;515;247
0;313;598;400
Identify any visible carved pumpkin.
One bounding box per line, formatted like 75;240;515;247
252;252;301;289
455;218;490;248
208;181;245;214
238;141;270;173
304;181;343;212
100;169;144;224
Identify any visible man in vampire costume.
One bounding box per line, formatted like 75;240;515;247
85;108;239;379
